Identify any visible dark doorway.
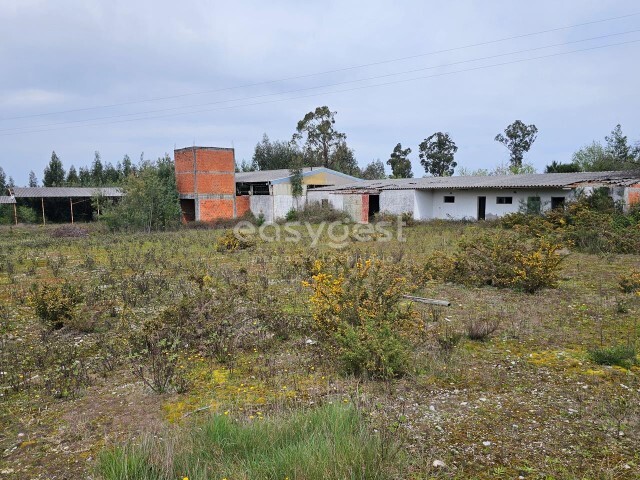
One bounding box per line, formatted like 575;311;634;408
477;196;486;220
368;194;380;218
180;199;196;222
551;197;565;209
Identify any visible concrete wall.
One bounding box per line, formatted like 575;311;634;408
321;187;580;222
423;188;576;220
380;190;415;216
249;195;273;223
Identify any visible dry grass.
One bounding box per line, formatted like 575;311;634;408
1;222;640;479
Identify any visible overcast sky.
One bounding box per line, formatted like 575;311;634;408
1;0;639;185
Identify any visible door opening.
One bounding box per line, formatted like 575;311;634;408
477;196;486;220
368;194;380;219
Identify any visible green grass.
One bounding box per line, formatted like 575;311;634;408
587;345;637;368
96;403;399;480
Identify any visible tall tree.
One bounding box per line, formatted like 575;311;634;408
419;132;458;177
43;151;66;186
361;159;386;180
330;142;359;176
387;143;413;178
66;166;79;185
0;167;6;192
495;120;538;168
292;106;346;169
78;166;92;186
605;124;635;166
252;134;300;170
91;151;104;185
121;154;133;178
28;170;38;187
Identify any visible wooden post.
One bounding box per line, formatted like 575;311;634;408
41;197;46;225
13;203;17;225
70;198;74;224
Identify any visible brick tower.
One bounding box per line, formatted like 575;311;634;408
174;146;236;222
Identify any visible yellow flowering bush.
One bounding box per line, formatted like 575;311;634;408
619;271;640;295
424;230;567;293
304;255;420;378
215;229;255;252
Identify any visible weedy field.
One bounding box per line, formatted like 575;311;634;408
1;218;639;479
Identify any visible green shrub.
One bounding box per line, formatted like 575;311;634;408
96;403;399;480
619;271;640;294
215;229;255;252
29;282;83;330
304;256;420;379
424;230;567;293
588;345;637;369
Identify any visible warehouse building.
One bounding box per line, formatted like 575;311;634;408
307;171;640;222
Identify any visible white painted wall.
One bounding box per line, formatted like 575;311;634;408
424;188;576;220
249;196;273;223
380;190;415;216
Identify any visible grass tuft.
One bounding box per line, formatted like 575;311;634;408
96;403;399;480
587;345;637;369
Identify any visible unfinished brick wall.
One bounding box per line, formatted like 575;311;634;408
236;196;251;218
174;147;237;221
628;183;640;208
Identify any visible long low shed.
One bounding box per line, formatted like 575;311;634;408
307;171;640;222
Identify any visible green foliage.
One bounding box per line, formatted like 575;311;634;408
502;194;640;254
361;159;387;180
418;132;458;176
292;106;347;169
618;271;640;294
571;125;639;172
423;230;566;293
494;120;538;168
96;403;397;480
253;133;301;170
103;155;180;231
387;143;413;178
588;345;637;369
305;256;420;378
29;282;83;330
43;150;66;187
544;160;581;173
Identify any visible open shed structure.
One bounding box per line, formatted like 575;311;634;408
308;171;640;223
7;187;123;224
174;146;359;223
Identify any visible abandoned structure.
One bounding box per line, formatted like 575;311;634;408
3;187;122;224
174;146;359;223
173;147;640;223
308;171;640;222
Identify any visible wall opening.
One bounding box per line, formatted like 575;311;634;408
179;199;196;222
477;196;486;220
368;194;380;218
551;197;565;209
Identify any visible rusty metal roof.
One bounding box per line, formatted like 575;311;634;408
313;171;640;192
12;187;123;198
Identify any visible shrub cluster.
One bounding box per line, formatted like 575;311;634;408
501;194;640;254
215;229;255;252
619;271;640;295
304;255;420;379
29;282;83;330
420;230;567;293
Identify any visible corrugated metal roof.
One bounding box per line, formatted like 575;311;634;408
235;168;315;183
235;167;361;183
12;187;123;198
0;196;16;204
314;171;640;192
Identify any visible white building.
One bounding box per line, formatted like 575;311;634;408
307;171;640;223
